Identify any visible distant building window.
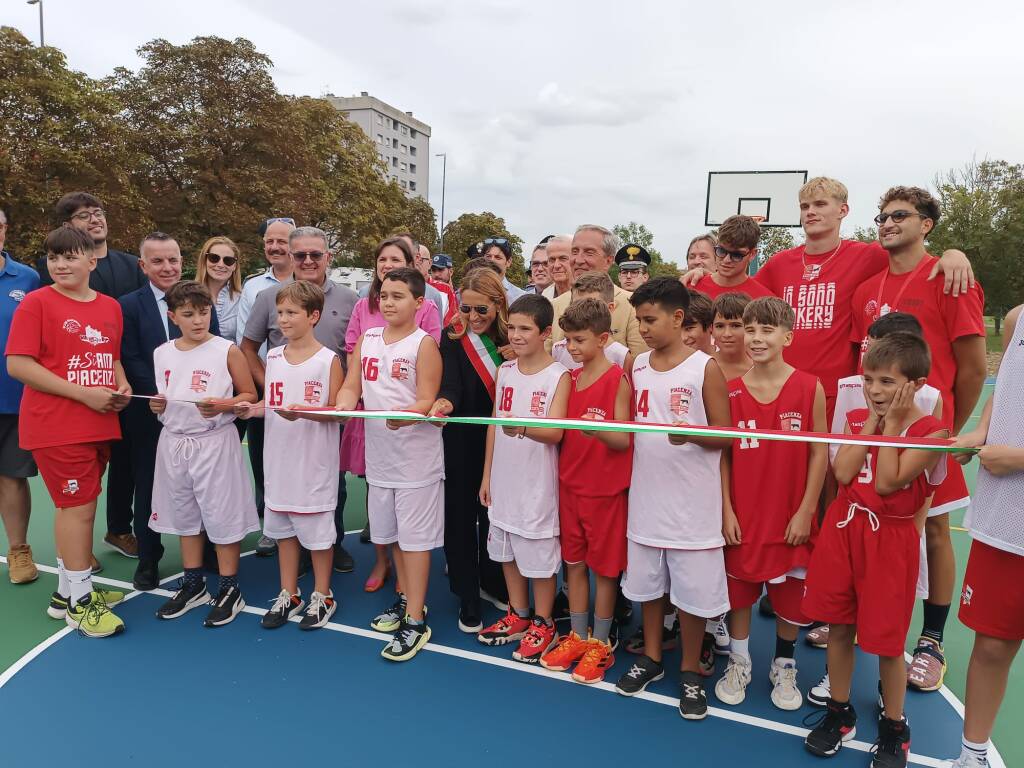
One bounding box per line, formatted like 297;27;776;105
377;134;385;144
410;146;417;157
400;179;407;189
410;128;418;139
409;163;417;173
393;119;399;130
377;114;384;125
400;125;408;136
400;162;407;172
409;181;417;191
392;138;398;148
400;144;407;154
392;157;398;167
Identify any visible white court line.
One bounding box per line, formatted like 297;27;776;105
2;553;1004;768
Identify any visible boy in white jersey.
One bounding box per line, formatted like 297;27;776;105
335;268;443;662
613;277;733;720
149;282;259;626
551;272;630;372
477;294;570;663
236;282;343;631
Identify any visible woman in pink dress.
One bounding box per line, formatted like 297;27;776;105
340;237;442;590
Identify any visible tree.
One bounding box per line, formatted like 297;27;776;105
441;212;524;284
612;221;679;278
929;159;1024;332
850;226;878;244
755;227;798;268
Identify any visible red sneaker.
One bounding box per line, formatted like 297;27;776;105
477;609;531;646
513;618;557;664
540;631;589;672
572;638;614;684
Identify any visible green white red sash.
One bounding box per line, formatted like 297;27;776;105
459;330;503;399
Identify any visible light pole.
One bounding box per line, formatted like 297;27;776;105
435;152;447;252
26;0;44;47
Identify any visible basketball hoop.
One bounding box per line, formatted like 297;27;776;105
750;215;766;224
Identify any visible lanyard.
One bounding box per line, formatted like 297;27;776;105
872;256;933;320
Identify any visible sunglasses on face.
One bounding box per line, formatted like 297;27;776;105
714;245;750;262
265;217;295;227
459;304;492;316
483;238;508;247
873;210;927;225
206;253;237;267
292;251;325;263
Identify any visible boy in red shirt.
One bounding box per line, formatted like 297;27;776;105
694;215;775;301
540;299;632;683
803;333;948;767
849;186;987;692
715;297;826;711
5;228;131;637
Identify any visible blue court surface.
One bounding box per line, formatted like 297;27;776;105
0;541;1003;768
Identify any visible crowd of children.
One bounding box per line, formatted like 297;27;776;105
5;177;1021;768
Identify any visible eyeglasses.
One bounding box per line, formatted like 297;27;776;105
292;251;326;263
483;238;508;247
530;261;548;269
459;304;492;316
714;245;751;262
70;209;106;223
873;211;927;225
265;217;295;227
206;253;238;267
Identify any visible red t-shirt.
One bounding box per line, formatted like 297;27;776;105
849;254;985;429
755;240;889;397
429;279;459;327
725;370;818;581
695;274;775;301
558;364;632;496
5;286;123;450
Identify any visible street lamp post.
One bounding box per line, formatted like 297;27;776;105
26;0;44;47
435;152;447;252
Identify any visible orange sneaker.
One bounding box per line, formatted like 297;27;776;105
572;638;615;684
477;609;530;646
539;631;589;672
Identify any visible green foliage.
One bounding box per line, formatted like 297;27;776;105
850;226;878;244
442;212;524;285
755;227;797;267
612;221;679;279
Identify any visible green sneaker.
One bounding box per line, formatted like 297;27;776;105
48;588;125;620
65;592;126;637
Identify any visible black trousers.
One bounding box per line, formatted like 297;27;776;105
120;406;164;564
442;424;506;605
245;418;265;516
104;437;134;535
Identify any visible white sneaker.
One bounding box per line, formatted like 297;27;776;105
807;669;830;707
714;653;752;705
769;658;803;711
711;618;731;655
942;753;989;767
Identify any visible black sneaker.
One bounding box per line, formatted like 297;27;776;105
871;715;910;768
261;589;305;629
758;594;776;617
552;588;570;623
359;523;371;544
457;599;482;634
625;620;679;655
298;591;337;630
678;671;708;720
381;617;431;661
333;544;355;573
615;654;665;696
699;632;716;676
804;700;858;757
608;620;620;652
371;594;408;633
156;578;209;619
255;535;277;557
876;680;885;713
614;587;633;623
204;585;245;627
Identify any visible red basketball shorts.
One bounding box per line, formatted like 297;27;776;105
558;487;627;578
32;441;111;509
959;539;1024;641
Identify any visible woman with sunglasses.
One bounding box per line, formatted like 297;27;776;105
196;237;244;342
341;238;442;592
428;268;512;633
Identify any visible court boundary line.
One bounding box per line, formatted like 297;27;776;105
0;549;1006;768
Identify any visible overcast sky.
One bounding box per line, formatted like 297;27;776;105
7;0;1023;265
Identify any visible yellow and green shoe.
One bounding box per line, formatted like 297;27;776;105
48;589;125;620
65;592;126;637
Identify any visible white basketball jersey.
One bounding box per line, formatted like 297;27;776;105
628;350;724;549
830;374;941;462
360;327;444;489
154;335;236;434
489;359;568;538
263;344;340;513
551;338;628;372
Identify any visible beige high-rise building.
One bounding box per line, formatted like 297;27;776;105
326;92;431;200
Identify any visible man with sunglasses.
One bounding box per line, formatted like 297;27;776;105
481;237;527;304
241;226;359;574
36;193;147;565
693;216;776;300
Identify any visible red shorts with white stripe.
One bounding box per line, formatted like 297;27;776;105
802;502;920;657
728;574;811;626
32;442;110;509
928;460;970;517
959;539;1024;641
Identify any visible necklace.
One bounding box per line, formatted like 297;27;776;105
801;239;844;281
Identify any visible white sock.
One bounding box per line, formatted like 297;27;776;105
961;737;989;763
67;568;92;604
664;612;677;629
732;636;750;660
56;558;70;598
705;618;718;633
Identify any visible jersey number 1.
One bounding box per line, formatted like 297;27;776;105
738;420;759;449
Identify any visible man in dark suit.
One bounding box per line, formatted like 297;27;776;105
119;232;220;590
39;192;147;565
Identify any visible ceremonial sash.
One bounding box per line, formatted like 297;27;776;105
459;330;502;399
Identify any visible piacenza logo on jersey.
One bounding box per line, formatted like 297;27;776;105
783;282;836;330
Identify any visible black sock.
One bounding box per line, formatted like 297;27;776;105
184;568;204;592
775;635;796;660
219;573;238;592
921;601;950;643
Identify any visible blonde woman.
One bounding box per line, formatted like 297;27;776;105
196;237;243;341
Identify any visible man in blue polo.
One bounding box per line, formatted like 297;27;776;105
0;206;41;584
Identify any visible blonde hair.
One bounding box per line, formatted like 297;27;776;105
448;268;508;344
196;236;242;297
798;176;848;204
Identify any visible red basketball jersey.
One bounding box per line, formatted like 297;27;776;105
725;369;819;581
559;364;632;497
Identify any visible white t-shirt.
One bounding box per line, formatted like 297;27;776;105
263;344;340;513
551;338;628;372
628;350;724;549
489;359;568;538
360;327;444;489
154;335;236;435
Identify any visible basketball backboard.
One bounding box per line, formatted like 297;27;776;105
704;170;808;228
